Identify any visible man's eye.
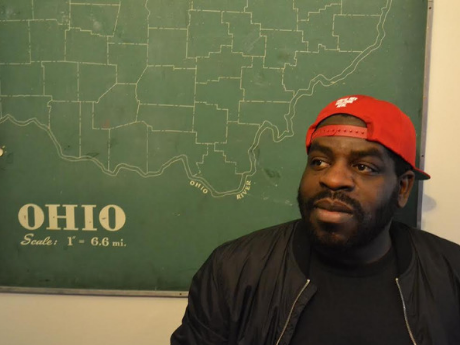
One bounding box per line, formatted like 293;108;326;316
310;159;327;168
354;164;375;173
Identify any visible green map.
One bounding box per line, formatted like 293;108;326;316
0;0;428;293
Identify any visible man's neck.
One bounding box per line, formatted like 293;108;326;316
314;224;393;266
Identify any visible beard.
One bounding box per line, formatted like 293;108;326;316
297;186;399;253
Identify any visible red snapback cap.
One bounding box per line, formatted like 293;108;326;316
305;95;430;180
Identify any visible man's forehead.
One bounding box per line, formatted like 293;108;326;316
317;114;366;128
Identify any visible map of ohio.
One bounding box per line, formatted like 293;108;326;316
0;0;391;196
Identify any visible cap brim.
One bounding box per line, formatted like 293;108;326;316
413;167;430;180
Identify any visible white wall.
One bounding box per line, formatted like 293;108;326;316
0;2;458;345
421;1;460;244
0;293;186;345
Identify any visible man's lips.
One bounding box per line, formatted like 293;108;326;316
314;199;354;214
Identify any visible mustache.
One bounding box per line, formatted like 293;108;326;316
299;190;365;220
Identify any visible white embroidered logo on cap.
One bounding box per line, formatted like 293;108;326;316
335;97;358;108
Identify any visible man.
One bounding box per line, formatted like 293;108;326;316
171;95;460;345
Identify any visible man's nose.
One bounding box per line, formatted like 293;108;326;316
319;161;355;191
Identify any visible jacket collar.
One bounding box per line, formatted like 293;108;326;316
389;220;414;276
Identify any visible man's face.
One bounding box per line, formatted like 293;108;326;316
298;133;402;252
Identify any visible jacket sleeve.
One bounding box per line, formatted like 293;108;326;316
170;249;230;345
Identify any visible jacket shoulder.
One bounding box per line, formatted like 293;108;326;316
203;219;302;292
398;222;460;271
407;225;460;251
212;219;300;262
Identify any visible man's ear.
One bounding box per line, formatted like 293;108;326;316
397;170;415;208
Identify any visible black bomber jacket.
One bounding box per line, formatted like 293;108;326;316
171;220;460;345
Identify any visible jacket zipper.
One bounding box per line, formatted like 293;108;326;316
395;278;417;345
274;279;416;344
274;279;310;345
